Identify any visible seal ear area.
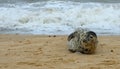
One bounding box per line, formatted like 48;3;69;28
67;31;77;41
86;31;97;38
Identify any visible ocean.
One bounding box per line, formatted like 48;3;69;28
0;0;120;35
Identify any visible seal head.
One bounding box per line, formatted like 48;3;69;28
79;31;98;54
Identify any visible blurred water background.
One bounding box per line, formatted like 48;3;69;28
0;0;120;35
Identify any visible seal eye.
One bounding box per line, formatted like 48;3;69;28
90;35;93;39
90;36;93;38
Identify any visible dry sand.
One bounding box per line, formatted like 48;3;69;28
0;34;120;69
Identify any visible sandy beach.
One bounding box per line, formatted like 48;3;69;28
0;34;120;69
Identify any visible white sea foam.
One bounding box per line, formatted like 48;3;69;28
0;1;120;35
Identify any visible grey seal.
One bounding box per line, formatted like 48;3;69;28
67;29;98;54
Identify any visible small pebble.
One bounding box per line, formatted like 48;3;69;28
111;50;114;52
48;35;51;37
53;35;56;37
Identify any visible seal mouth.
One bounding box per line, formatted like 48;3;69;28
79;47;94;54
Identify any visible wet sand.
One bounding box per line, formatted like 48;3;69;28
0;34;120;69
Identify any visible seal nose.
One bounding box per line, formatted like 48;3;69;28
83;39;87;43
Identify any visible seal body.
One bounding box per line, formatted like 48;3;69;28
67;29;98;54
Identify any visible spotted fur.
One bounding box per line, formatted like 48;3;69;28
67;29;98;54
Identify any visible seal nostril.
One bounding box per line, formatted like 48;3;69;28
83;39;87;43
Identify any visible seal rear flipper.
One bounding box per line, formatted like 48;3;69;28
67;31;77;41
